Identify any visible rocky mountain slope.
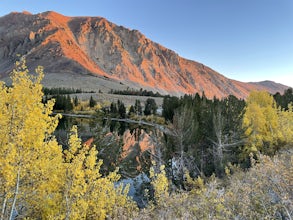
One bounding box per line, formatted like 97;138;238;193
0;11;288;98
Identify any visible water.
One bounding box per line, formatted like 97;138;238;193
54;115;96;147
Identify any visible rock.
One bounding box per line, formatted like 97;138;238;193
29;31;35;41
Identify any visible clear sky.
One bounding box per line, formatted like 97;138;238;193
1;0;292;87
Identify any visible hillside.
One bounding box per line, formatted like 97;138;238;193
0;11;288;98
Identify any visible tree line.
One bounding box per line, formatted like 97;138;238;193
109;88;164;97
43;94;98;112
43;87;95;95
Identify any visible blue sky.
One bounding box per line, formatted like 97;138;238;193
1;0;292;87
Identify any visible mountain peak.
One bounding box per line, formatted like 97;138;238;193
22;11;32;15
39;11;71;24
8;11;32;15
0;11;288;98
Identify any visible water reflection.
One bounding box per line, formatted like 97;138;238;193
54;115;156;178
55;116;96;147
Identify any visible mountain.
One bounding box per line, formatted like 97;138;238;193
0;11;288;98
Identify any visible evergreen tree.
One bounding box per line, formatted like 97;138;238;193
128;105;135;116
162;96;180;122
74;95;79;106
89;95;97;108
53;95;73;112
65;95;73;111
210;96;245;176
134;99;142;115
110;101;118;115
144;98;158;115
274;88;293;110
117;100;126;118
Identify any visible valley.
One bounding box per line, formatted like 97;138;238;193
0;8;292;220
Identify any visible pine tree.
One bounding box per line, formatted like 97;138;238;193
74;95;79;106
144;98;158;115
128;105;135;116
117;100;126;118
162;96;180;122
65;94;73;111
110;102;118;117
89;95;97;108
134;99;142;115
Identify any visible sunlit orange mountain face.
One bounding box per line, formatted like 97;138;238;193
0;11;288;98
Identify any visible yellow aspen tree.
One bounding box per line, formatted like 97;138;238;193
0;60;137;219
62;125;137;220
242;91;282;155
0;59;64;219
150;162;169;206
278;103;293;145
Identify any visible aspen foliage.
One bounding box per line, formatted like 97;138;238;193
242;91;292;155
62;125;137;220
0;60;64;219
183;171;205;195
278;103;293;145
0;60;137;219
149;162;169;206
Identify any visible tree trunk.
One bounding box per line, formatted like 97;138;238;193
9;169;20;220
1;195;7;220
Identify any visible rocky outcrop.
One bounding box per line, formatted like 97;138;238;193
0;11;288;98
